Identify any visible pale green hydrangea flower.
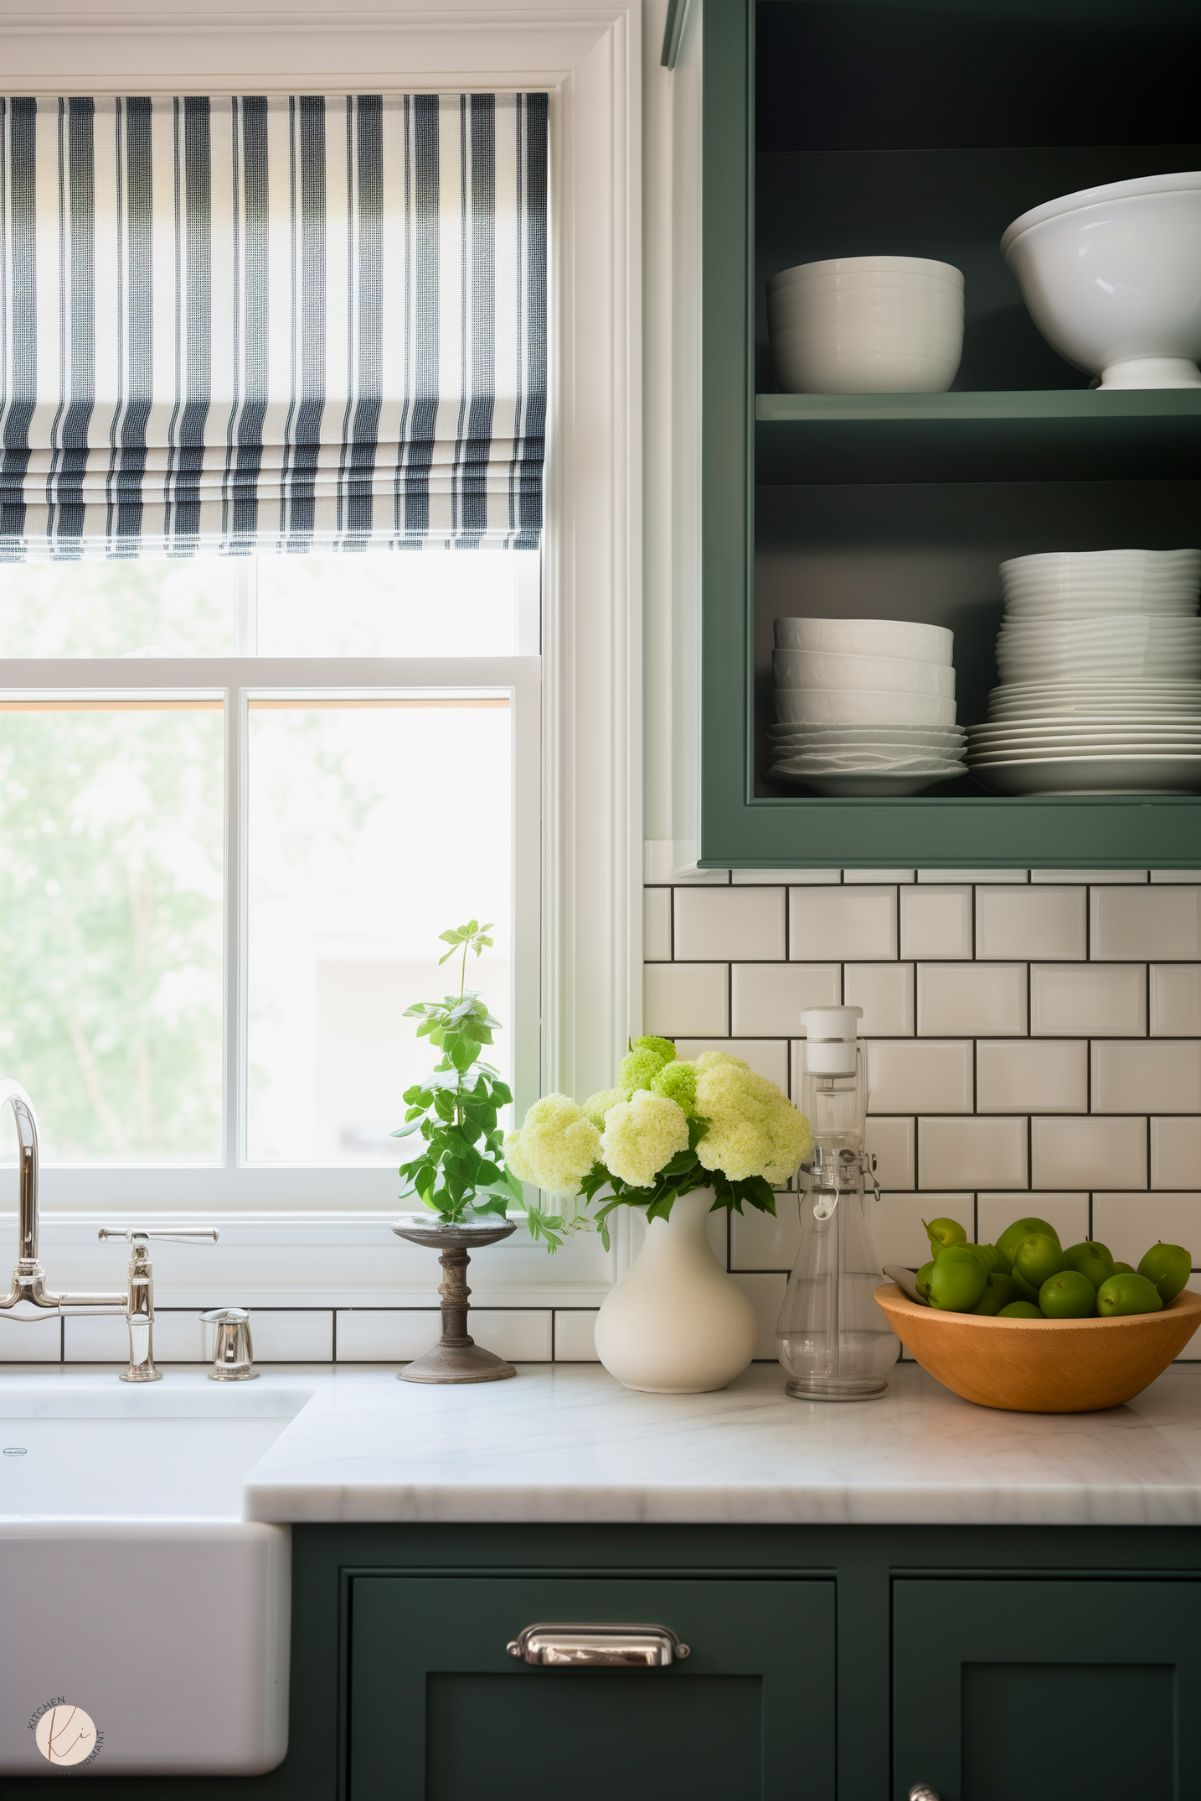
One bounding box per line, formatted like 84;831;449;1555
505;1094;602;1196
583;1086;628;1129
694;1056;811;1184
601;1090;690;1189
651;1059;698;1116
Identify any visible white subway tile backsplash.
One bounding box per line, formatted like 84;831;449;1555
1150;965;1201;1036
730;1194;802;1272
866;1116;916;1191
976;1040;1088;1115
677;1038;789;1089
735;868;839;883
730;1271;787;1359
917;963;1027;1036
674;885;786;960
643;887;672;960
789;885;897;961
1091;1193;1201;1265
644;961;728;1036
899;885;972;960
0;1318;61;1362
872;1192;971;1266
335;1309;434;1361
1091;886;1201;960
1031;869;1147;884
553;1311;600;1361
1031;1117;1147;1190
918;1117;1027;1189
917;869;1028;883
1151;1117;1201;1189
867;1040;974;1114
845;868;914;883
978;1192;1090;1250
1092;1041;1201;1115
844;962;915;1036
1029;963;1147;1037
335;1309;552;1363
730;962;840;1036
976;885;1086;960
246;1311;334;1362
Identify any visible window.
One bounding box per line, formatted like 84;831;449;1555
0;550;541;1205
0;8;639;1305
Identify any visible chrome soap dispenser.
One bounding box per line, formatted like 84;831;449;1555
775;1006;898;1401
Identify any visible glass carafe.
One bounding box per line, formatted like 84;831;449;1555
775;1007;899;1401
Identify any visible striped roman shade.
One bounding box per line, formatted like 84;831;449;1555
0;93;547;556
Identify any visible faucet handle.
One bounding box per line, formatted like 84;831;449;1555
200;1306;258;1382
98;1228;220;1246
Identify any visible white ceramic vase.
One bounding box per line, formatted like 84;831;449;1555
594;1188;758;1393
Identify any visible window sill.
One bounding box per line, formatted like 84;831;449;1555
27;1210;615;1310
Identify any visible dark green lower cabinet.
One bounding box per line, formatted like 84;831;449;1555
3;1527;1196;1801
346;1575;835;1801
893;1578;1201;1801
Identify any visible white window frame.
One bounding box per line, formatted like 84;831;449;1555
0;0;643;1308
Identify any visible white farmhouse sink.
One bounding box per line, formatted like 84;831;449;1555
0;1377;308;1776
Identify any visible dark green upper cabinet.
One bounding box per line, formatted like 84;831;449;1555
690;0;1201;868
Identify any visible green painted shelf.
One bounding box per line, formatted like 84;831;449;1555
755;390;1201;484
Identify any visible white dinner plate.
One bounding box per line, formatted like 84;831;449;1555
968;754;1201;795
768;768;965;796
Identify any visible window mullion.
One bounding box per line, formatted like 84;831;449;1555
222;684;249;1174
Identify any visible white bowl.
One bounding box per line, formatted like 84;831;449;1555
1002;172;1201;389
772;648;955;696
768;294;964;332
768;257;963;291
774;687;956;727
773;342;962;395
773;617;953;662
771;316;963;351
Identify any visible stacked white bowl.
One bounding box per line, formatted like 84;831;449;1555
768;257;965;395
967;550;1201;795
771;617;966;795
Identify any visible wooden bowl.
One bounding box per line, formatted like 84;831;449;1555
874;1282;1201;1413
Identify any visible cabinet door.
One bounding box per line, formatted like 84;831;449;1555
893;1577;1201;1801
347;1574;834;1801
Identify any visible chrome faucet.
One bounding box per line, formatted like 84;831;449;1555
0;1079;217;1380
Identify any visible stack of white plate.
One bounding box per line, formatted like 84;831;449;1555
968;550;1201;795
772;617;965;795
767;257;965;395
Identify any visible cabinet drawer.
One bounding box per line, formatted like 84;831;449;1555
893;1576;1201;1801
347;1574;834;1801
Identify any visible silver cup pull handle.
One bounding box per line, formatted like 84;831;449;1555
909;1786;943;1800
506;1624;690;1668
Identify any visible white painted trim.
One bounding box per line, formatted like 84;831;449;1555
0;0;643;1304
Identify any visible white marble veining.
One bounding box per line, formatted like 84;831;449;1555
232;1362;1201;1528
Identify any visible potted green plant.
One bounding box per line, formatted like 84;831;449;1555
390;921;526;1384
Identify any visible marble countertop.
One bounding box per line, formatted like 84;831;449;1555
239;1362;1201;1528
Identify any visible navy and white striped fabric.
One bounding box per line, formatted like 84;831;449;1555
0;93;547;556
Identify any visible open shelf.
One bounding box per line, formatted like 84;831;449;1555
756;391;1201;484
